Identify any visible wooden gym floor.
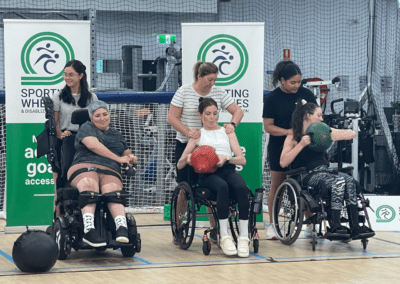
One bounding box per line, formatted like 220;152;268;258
0;213;399;283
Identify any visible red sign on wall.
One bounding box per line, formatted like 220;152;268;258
283;49;291;60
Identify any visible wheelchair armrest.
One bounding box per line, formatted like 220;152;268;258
286;167;307;177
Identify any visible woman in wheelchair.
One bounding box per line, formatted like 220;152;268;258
67;100;137;247
177;97;250;257
280;98;374;240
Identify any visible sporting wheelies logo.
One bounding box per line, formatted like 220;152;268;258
21;32;75;85
197;34;248;86
376;205;395;223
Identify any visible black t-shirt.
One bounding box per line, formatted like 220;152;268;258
292;146;329;171
71;121;128;173
263;86;317;144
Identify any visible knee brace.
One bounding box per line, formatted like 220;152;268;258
103;191;129;207
78;191;101;209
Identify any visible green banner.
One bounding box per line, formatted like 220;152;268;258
6;123;54;226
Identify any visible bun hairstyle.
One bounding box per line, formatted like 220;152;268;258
193;61;218;81
272;60;302;87
291;98;319;142
198;97;218;114
59;59;93;108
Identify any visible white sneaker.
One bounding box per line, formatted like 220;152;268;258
220;236;237;256
305;224;318;238
266;225;277;240
237;237;250;258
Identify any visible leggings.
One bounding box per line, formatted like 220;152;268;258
175;140;199;184
198;164;249;220
302;165;357;211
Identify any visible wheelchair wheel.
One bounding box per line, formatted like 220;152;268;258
170;182;196;250
121;245;135;257
272;178;304;245
362;238;368;250
202;240;211;255
312;233;316;251
253;239;259;253
54;219;70;260
95;247;107;252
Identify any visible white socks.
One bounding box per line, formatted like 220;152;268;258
219;219;249;238
219;218;229;238
239;220;249;238
115;215;127;231
83;213;95;234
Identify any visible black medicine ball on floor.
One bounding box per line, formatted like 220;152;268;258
12;230;59;273
305;122;333;152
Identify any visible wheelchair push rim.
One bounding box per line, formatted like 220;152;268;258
170;182;196;250
272;178;304;245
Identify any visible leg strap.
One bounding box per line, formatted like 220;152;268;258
79;191;101;209
69;166;122;183
103;191;129;207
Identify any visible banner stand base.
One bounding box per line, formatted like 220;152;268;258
4;225;49;234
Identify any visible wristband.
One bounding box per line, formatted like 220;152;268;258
230;122;236;128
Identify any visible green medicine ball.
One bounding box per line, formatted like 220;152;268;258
305;122;332;152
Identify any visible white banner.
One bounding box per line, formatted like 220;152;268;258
365;196;400;231
4;20;90;227
4;19;91;124
182;22;264;123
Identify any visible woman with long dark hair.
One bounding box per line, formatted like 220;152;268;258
280;98;375;240
51;59;98;218
262;60;316;239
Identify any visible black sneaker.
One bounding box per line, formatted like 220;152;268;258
116;226;129;243
83;229;107;247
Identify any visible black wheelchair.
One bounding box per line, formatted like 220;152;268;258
271;166;374;251
40;97;141;260
170;180;262;255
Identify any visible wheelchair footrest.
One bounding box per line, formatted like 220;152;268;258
325;232;350;241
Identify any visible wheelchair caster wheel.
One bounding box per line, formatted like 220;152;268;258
312;234;316;251
202;240;211;255
121;245;135;257
362;238;368;250
253;239;259;254
54;219;70;260
135;233;141;253
95;247;107;253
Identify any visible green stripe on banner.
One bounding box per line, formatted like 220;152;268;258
6;123;53;226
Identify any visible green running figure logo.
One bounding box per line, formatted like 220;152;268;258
21;32;75;85
376;205;395;223
197;34;248;86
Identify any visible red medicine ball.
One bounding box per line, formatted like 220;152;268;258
191;145;219;173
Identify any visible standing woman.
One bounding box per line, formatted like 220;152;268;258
168;61;243;243
168;61;243;184
262;60;316;239
51;59;98;218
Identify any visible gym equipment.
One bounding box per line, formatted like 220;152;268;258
305;122;332;152
190;145;219;173
12;230;58;273
302;77;341;107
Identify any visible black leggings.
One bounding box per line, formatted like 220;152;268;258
175;140;199;184
301;165;357;211
198;164;249;220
